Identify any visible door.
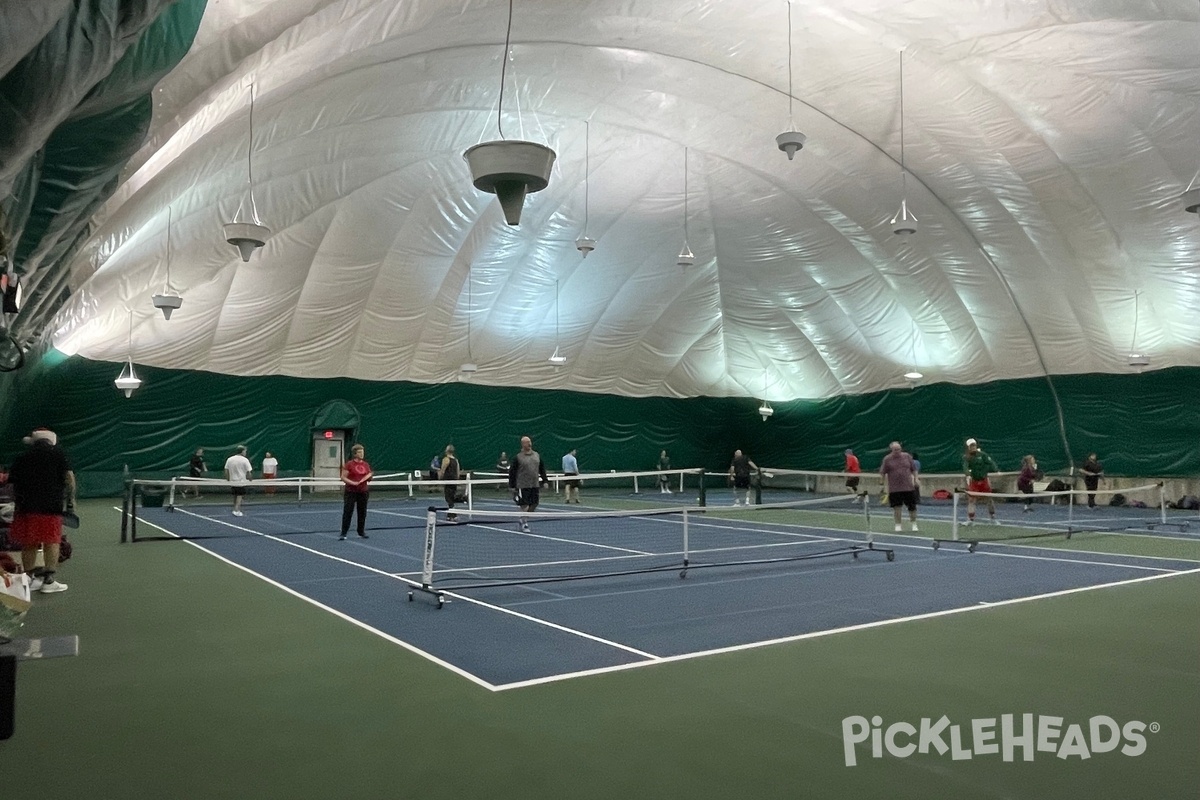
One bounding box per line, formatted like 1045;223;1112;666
312;431;345;490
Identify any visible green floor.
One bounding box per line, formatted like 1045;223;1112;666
2;498;1197;799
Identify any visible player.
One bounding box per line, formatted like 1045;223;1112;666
844;448;861;493
962;438;998;525
508;436;548;532
728;449;758;506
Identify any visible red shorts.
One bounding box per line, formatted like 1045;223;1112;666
9;513;63;546
967;479;992;495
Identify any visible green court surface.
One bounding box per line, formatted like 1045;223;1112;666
2;498;1197;799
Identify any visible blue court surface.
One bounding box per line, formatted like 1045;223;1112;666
129;493;1200;690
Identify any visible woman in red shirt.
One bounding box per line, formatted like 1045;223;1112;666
339;444;373;540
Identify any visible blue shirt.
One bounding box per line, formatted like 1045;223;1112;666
562;453;578;473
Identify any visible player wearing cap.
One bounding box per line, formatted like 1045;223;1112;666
8;428;75;593
962;438;998;525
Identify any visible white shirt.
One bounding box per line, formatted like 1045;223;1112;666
562;453;578;473
224;454;253;485
261;457;278;475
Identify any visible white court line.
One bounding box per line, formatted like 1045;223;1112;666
121;509;494;690
124;506;658;673
490;566;1200;691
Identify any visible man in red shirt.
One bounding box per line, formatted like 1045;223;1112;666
339;444;373;540
844;448;862;493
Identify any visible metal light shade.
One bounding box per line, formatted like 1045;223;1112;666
903;369;924;381
152;293;183;320
677;243;695;268
463;140;557;226
575;235;596;257
548;346;567;365
758;401;774;421
223;222;271;262
1127;353;1150;368
891;199;918;236
114;360;142;398
1183;187;1200;214
775;130;807;161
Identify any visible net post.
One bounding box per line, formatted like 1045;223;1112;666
1068;486;1075;530
682;509;690;571
421;507;437;588
130;484;139;543
698;470;706;507
678;471;684;493
408;473;414;498
861;491;872;544
120;480;132;543
754;470;763;506
466;473;474;512
297;479;302;505
633;474;639;494
951;491;959;541
1159;483;1167;526
167;478;177;510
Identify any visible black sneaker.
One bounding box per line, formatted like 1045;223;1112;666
358;532;369;539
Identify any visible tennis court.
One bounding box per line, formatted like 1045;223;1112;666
125;476;1200;689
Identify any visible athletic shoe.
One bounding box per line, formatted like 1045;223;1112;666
232;510;244;517
894;524;902;532
910;523;919;532
338;535;347;541
29;577;44;591
966;520;974;527
666;489;672;494
358;532;369;539
520;523;531;533
40;580;68;594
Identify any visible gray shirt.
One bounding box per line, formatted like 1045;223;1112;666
512;450;545;489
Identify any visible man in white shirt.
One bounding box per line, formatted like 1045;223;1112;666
224;445;253;517
261;451;279;495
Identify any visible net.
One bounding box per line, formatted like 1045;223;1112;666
754;467;1021;504
932;482;1170;551
409;492;896;602
120;475;507;542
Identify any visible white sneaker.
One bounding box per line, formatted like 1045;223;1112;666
233;510;244;517
733;500;741;506
29;576;44;591
521;523;531;533
911;523;919;532
894;523;902;532
40;580;68;594
666;489;672;494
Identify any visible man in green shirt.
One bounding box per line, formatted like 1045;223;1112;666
962;438;998;525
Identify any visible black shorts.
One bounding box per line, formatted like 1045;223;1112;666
516;487;541;508
888;490;916;510
846;476;861;490
230;486;247;496
564;473;580;489
733;475;751;490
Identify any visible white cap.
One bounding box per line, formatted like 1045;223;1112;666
30;428;57;446
965;438;977;447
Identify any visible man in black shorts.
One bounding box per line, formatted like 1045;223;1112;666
508;436;548;532
728;449;758;506
879;441;919;532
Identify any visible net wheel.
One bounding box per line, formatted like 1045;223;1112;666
679;569;688;579
968;543;977;553
932;541;940;551
852;552;859;560
886;551;895;562
407;591;414;602
436;594;445;609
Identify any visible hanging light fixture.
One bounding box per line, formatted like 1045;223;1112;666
1127;290;1150;369
223;82;271;261
548;279;567;365
1182;171;1200;215
758;401;775;421
463;0;556;226
114;311;142;397
775;0;807;161
890;50;918;237
152;205;183;319
677;147;695;267
903;318;924;382
460;262;478;378
575;120;596;256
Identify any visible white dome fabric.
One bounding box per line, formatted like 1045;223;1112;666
49;0;1200;400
